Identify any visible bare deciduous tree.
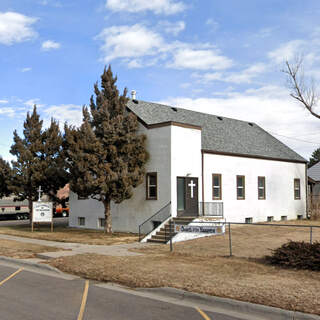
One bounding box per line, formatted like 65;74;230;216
283;57;320;119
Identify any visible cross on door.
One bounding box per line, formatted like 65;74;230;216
188;180;196;199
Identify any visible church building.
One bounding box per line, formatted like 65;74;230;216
69;97;307;236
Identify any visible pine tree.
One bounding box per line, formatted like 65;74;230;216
64;66;149;233
10;106;68;218
0;157;11;198
309;148;320;168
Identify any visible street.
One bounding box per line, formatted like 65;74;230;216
0;263;245;320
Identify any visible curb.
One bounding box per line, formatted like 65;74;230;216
0;255;63;274
137;287;320;320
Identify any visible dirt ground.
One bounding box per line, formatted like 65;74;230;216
49;220;320;315
0;239;62;259
0;225;138;245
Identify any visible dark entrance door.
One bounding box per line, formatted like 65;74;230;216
177;177;199;217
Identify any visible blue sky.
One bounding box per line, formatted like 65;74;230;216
1;0;320;161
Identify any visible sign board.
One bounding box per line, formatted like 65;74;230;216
174;223;224;235
32;202;53;223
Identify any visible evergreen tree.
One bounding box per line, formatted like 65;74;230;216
64;66;149;233
0;157;11;198
309;148;320;168
10;106;68;218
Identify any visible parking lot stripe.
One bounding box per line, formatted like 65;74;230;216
77;280;89;320
196;307;211;320
0;268;24;287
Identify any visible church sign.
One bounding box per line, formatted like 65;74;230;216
33;202;53;223
174;223;224;235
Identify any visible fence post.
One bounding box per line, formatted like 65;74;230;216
170;219;173;252
138;225;141;242
310;226;313;244
228;222;232;257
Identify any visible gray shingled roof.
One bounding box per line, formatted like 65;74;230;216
308;162;320;181
127;100;306;163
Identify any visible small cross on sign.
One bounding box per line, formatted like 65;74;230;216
188;180;196;198
37;186;43;202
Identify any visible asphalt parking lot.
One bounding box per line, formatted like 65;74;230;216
0;263;243;320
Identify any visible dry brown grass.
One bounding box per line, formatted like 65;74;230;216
49;220;320;315
50;252;320;315
0;239;62;259
0;225;138;245
134;219;320;258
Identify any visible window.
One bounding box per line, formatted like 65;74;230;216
15;206;21;211
258;176;266;200
245;217;253;224
146;172;157;200
212;174;222;200
98;218;105;228
78;217;85;226
177;177;185;211
294;179;301;200
237;175;245;200
281;215;287;221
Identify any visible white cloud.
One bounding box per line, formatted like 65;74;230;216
106;0;185;15
21;67;32;72
97;24;164;64
24;98;44;109
0;12;38;45
161;85;320;159
197;62;267;84
0;107;15;118
41;40;61;51
0;100;8;104
268;40;305;64
159;20;185;36
168;47;233;70
44;104;83;128
206;18;219;32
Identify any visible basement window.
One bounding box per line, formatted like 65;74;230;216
78;217;85;226
267;216;274;222
297;214;303;220
245;217;253;224
281;216;287;221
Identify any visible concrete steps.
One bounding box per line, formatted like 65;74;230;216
147;216;195;244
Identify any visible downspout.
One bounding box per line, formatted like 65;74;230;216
305;163;308;219
201;150;205;215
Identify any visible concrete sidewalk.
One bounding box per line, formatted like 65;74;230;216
0;233;149;259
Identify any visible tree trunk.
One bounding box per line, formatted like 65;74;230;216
103;200;112;234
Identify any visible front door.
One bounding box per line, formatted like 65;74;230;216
177;177;199;217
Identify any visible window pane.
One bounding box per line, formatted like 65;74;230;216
213;188;220;198
149;186;157;198
258;188;264;198
177;178;185;210
258;177;264;188
213;176;220;186
237;176;243;187
295;189;300;199
237;188;244;198
149;175;156;185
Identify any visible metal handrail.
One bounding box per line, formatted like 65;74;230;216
138;201;171;241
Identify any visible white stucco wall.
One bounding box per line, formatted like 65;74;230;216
69;124;172;232
202;153;307;222
170;125;202;216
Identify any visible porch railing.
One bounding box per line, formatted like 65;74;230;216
138;202;171;241
199;202;224;218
